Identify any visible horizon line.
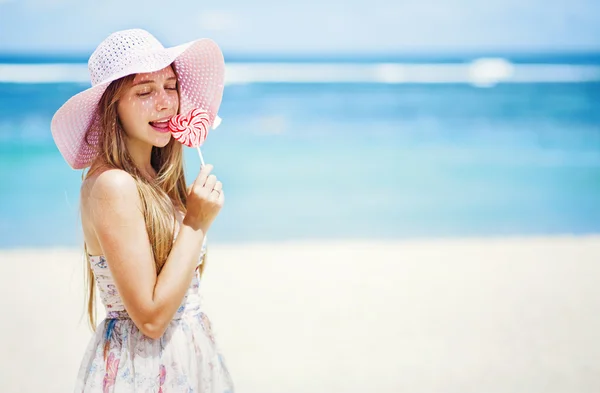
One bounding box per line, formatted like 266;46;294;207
1;49;600;64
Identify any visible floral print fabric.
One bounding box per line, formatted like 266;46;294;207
74;246;234;393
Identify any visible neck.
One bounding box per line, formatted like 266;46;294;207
127;138;157;179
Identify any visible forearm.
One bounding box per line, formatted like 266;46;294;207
145;224;206;336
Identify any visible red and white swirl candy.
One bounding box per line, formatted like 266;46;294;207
168;108;211;148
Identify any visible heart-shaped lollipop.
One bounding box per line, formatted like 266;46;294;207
169;108;220;166
168;108;210;148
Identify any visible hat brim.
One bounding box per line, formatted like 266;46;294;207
50;38;225;169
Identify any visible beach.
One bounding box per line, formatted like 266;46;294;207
1;235;600;392
2;4;600;391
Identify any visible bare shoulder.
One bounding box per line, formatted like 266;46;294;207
83;168;138;202
80;168;142;254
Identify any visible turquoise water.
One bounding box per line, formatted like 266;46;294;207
1;77;600;248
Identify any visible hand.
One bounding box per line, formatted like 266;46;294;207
183;164;224;233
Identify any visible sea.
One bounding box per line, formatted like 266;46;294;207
1;53;599;248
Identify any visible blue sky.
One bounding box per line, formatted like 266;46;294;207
0;0;599;54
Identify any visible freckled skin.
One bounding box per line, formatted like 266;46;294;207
117;66;180;149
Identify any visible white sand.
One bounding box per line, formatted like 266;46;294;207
1;236;600;392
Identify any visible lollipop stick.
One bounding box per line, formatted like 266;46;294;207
197;144;208;246
196;146;205;167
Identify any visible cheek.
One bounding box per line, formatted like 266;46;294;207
116;100;135;133
171;93;180;109
136;96;178;118
120;97;153;122
117;99;149;137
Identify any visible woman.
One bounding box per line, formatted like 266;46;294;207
51;29;234;392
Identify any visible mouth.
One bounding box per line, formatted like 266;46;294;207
149;117;172;133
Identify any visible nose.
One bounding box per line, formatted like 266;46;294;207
155;88;175;112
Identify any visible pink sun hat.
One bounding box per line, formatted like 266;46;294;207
50;28;225;169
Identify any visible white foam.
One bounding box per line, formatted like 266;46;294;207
0;64;90;83
1;59;599;85
468;58;515;87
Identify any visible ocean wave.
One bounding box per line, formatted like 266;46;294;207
1;59;599;85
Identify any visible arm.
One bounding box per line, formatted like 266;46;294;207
89;169;207;339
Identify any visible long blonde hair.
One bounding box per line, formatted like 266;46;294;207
81;70;204;331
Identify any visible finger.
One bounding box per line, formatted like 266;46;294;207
210;181;222;199
204;174;217;190
217;189;225;205
209;188;220;202
193;164;213;187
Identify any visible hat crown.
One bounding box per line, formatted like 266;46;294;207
88;29;165;86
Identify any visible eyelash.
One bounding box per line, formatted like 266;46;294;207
137;87;177;97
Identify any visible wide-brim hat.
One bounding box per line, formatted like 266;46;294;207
50;28;225;169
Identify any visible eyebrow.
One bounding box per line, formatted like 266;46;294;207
132;76;177;87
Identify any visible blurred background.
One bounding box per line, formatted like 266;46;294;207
2;2;600;393
1;0;599;248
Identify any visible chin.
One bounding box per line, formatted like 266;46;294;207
152;134;172;148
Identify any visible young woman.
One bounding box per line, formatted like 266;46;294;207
51;29;234;392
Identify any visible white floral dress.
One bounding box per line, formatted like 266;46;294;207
74;241;234;393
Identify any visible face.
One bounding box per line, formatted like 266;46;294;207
117;66;179;149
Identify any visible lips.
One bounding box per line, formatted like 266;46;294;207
149;118;171;133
